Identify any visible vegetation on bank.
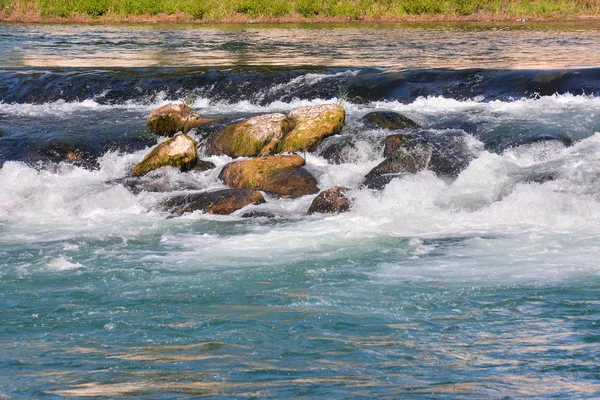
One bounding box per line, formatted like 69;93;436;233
1;0;599;22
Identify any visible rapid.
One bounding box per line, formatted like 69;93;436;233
0;23;599;398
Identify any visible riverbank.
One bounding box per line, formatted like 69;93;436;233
1;0;600;24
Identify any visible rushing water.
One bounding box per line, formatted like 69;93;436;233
1;23;599;398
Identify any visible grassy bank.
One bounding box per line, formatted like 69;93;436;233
1;0;600;23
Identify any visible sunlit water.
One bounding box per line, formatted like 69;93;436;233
0;24;599;398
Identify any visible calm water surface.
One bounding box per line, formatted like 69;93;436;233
1;22;600;68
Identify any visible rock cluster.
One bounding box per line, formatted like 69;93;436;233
132;102;346;216
126;105;502;217
209;103;345;157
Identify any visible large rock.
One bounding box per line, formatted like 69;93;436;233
361;111;419;130
364;138;431;189
308;186;352;215
280;104;345;153
209;113;293;158
132;134;198;177
147;103;214;136
160;189;265;215
219;154;319;198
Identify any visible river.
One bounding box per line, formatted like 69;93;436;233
0;23;599;398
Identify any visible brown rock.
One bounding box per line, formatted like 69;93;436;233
308;186;352;215
160;189;265;215
147;103;215;136
219;154;319;198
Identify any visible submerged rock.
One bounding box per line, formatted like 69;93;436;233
219;154;319;198
132;134;198;177
147;103;215;136
308;186;352;215
361;111;420;130
160;189;265;215
241;210;277;219
209;113;293;158
280;103;345;153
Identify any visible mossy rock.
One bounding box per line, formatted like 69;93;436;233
147;103;215;136
209;113;293;158
132;134;198;177
307;186;352;215
280;104;345;153
219;154;318;198
160;189;266;215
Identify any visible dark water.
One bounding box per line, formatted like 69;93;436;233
0;24;599;399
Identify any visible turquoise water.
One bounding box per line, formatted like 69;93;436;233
1;24;600;398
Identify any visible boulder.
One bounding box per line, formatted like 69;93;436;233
147;103;215;136
364;138;431;189
383;134;410;158
209;113;293;158
132;134;198;177
308;186;352;215
362;111;419;130
160;189;265;215
219;154;319;198
280;104;345;153
192;159;216;171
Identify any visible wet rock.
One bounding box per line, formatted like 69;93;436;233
132;134;198;177
383;131;473;178
192;159;216;171
425;131;475;177
383;134;410;158
38;142;97;169
519;133;573;148
280;103;345;153
362;111;419;130
241;210;277;219
160;189;265;215
209;113;293;158
363;173;406;190
219;154;319;198
317;136;358;164
112;173;207;194
317;133;384;165
364;139;431;189
308;186;352;215
147;103;215;136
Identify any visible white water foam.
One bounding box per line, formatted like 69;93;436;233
1;95;599;284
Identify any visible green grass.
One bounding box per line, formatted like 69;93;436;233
1;0;600;20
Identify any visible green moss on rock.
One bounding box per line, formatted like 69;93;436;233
210;113;292;158
132;134;198;177
280;103;345;153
